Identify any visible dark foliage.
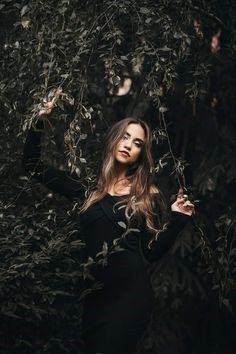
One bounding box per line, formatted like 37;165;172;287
0;0;236;353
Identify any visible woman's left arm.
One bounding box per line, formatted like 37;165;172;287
142;189;194;263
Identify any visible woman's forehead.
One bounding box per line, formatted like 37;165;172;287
125;123;146;140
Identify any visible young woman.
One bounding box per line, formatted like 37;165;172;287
22;101;194;354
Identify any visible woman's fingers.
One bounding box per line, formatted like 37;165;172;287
177;189;188;201
177;197;194;208
182;200;194;207
38;88;63;117
181;200;195;214
171;189;195;215
39;101;55;116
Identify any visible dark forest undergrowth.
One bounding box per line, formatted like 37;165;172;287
0;1;236;353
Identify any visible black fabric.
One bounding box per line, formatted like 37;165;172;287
22;124;191;354
22;120;85;201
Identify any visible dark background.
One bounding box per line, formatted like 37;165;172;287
0;1;235;353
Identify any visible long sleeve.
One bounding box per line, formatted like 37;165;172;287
141;211;191;263
22;120;85;201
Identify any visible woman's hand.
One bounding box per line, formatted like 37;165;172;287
171;188;195;216
38;88;63;118
39;99;56;117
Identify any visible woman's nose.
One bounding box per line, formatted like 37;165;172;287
124;140;132;150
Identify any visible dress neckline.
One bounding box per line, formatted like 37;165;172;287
107;193;129;197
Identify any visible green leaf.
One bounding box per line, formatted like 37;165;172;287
20;5;28;17
118;221;127;229
3;311;22;319
140;7;150;14
159;46;172;51
222;298;232;312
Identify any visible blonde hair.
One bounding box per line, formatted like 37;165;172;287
80;117;164;235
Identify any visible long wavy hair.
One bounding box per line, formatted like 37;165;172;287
80;117;164;235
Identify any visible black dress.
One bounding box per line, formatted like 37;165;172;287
22;122;191;354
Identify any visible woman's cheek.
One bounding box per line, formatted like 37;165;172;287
132;150;141;162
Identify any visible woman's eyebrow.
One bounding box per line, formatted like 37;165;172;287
125;131;144;144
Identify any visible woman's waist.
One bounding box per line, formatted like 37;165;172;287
90;248;148;283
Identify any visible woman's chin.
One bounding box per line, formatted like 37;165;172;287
114;157;131;166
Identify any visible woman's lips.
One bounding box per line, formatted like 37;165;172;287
119;151;130;157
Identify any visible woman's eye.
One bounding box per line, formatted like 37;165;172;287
134;142;142;148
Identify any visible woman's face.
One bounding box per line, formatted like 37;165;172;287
114;123;145;166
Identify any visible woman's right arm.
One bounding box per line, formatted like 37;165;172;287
22;119;85;201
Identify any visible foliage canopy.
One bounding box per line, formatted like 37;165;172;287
0;0;236;353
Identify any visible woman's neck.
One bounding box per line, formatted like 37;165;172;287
114;163;128;180
108;164;131;195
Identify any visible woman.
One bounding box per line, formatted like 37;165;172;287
22;101;194;354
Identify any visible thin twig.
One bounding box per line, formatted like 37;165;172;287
159;110;185;190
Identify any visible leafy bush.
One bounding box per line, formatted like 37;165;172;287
1;0;236;353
